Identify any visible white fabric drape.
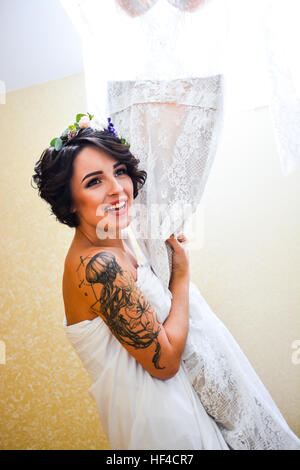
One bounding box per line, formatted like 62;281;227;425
264;0;300;175
60;0;300;286
223;0;300;175
61;0;300;176
61;0;226;289
61;0;227;120
108;77;223;289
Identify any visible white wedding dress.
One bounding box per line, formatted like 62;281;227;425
63;259;229;450
63;257;300;450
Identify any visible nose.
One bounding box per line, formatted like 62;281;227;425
107;174;123;195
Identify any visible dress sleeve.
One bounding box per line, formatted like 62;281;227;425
60;0;225;289
107;76;224;290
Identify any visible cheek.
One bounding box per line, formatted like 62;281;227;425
73;189;102;213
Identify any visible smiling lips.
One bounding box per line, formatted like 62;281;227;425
105;198;127;210
104;200;128;215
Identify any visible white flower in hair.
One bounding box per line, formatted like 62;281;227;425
78;116;90;129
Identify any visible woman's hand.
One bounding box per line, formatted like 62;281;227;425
166;233;190;279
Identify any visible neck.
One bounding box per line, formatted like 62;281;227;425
75;225;128;252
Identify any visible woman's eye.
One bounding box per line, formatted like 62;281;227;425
85;169;127;188
86;177;101;188
117;168;127;175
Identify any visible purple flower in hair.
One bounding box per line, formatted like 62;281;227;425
106;117;119;137
103;117;130;148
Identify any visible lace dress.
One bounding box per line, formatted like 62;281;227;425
107;75;224;291
61;0;226;290
183;281;300;450
63;259;300;450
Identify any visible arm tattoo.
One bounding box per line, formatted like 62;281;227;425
76;252;165;371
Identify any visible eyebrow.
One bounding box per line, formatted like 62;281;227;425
81;162;125;183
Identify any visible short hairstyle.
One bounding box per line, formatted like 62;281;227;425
32;128;147;228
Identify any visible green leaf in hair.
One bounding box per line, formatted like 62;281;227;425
55;138;63;151
76;113;86;122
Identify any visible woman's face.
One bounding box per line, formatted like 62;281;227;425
70;146;134;237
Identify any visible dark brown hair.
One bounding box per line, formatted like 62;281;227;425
32;128;147;227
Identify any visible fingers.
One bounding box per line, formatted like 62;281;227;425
166;233;188;247
176;233;187;243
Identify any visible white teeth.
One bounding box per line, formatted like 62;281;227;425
106;201;126;212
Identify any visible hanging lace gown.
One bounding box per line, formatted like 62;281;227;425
61;0;228;289
107;75;223;289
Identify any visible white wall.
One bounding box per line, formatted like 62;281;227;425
0;0;82;92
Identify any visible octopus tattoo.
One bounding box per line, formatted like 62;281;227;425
76;251;165;370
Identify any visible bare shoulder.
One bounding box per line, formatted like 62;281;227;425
73;248;137;307
63;247;126;300
64;246;136;313
64;247;177;380
62;247;129;324
64;245;123;278
72;247;131;278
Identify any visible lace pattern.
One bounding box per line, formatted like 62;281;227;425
181;283;300;450
107;76;224;291
107;76;222;114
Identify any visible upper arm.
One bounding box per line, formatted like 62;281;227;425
75;250;178;380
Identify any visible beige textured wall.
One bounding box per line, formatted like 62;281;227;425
0;74;109;449
0;73;299;449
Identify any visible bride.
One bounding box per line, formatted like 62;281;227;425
32;114;300;450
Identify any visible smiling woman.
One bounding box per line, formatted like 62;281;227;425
31;118;232;450
32;117;300;450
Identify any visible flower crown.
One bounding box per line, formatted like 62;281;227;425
50;113;130;151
